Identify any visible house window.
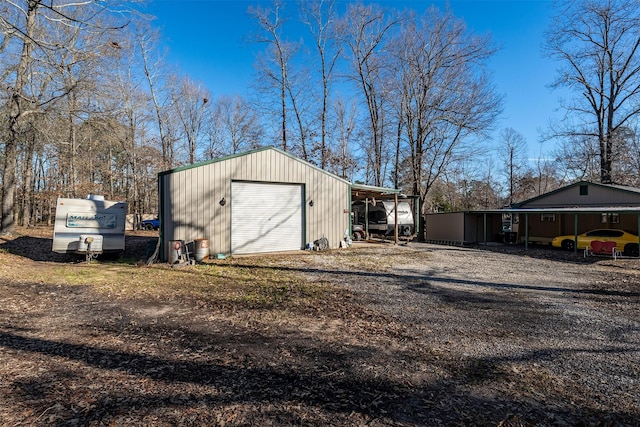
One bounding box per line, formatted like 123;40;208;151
541;213;556;222
580;185;588;195
601;213;620;224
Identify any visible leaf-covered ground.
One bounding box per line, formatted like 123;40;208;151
0;228;638;426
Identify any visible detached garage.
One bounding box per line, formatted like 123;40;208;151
157;147;356;260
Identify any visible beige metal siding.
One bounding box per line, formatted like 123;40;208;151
160;148;350;259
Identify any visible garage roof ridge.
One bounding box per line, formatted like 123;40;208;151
158;146;354;185
157;147;406;197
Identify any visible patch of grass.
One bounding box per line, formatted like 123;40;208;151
10;257;342;315
0;243;355;320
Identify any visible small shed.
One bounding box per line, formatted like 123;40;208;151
425;211;504;246
157;147;398;260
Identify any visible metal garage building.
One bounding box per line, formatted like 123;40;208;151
157;146;397;261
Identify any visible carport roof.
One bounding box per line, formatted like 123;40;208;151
351;183;401;201
431;207;640;215
488;207;640;214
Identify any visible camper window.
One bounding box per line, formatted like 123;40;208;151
368;211;386;223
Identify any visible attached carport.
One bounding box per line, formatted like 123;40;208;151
478;207;640;256
350;184;421;244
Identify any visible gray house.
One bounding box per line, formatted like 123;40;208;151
157;147;398;260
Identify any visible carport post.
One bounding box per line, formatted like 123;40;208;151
574;213;579;254
525;213;529;250
483;212;487;245
414;197;421;240
365;198;369;238
394;193;399;245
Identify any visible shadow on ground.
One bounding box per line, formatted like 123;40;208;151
0;234;156;263
1;285;636;426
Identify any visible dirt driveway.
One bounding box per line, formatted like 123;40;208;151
0;229;638;426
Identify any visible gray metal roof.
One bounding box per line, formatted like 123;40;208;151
428;206;640;215
512;180;640;208
351;183;400;201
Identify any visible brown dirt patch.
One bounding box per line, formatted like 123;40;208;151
0;227;638;426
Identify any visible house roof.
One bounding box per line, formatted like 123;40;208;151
511;180;640;208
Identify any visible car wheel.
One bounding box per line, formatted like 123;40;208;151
624;243;639;257
561;239;575;251
352;231;362;241
144;224;154;230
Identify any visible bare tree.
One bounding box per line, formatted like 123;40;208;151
553;133;601;182
300;0;341;167
340;2;397;187
1;0;40;233
432;153;502;211
614;125;640;186
498;127;530;206
0;0;129;233
169;75;211;164
531;142;562;197
136;24;174;170
327;96;358;179
203;108;225;160
214;95;264;155
112;59;148;221
250;0;298;153
390;7;501;209
545;0;640;184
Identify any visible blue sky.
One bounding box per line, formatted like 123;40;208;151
143;0;562;161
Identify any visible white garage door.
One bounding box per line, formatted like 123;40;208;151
231;182;303;254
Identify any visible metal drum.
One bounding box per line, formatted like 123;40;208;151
194;238;209;262
168;240;182;264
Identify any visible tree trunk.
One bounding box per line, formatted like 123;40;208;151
20;133;37;227
2;139;18;233
2;1;38;234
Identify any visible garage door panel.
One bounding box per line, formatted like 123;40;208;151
232;182;303;254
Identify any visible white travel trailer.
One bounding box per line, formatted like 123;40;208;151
352;200;414;238
52;195;128;257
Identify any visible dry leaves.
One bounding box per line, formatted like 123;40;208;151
0;228;638;426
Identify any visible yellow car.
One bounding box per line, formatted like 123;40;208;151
551;229;639;256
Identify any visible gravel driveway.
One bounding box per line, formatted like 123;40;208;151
298;242;640;425
1;230;638;426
